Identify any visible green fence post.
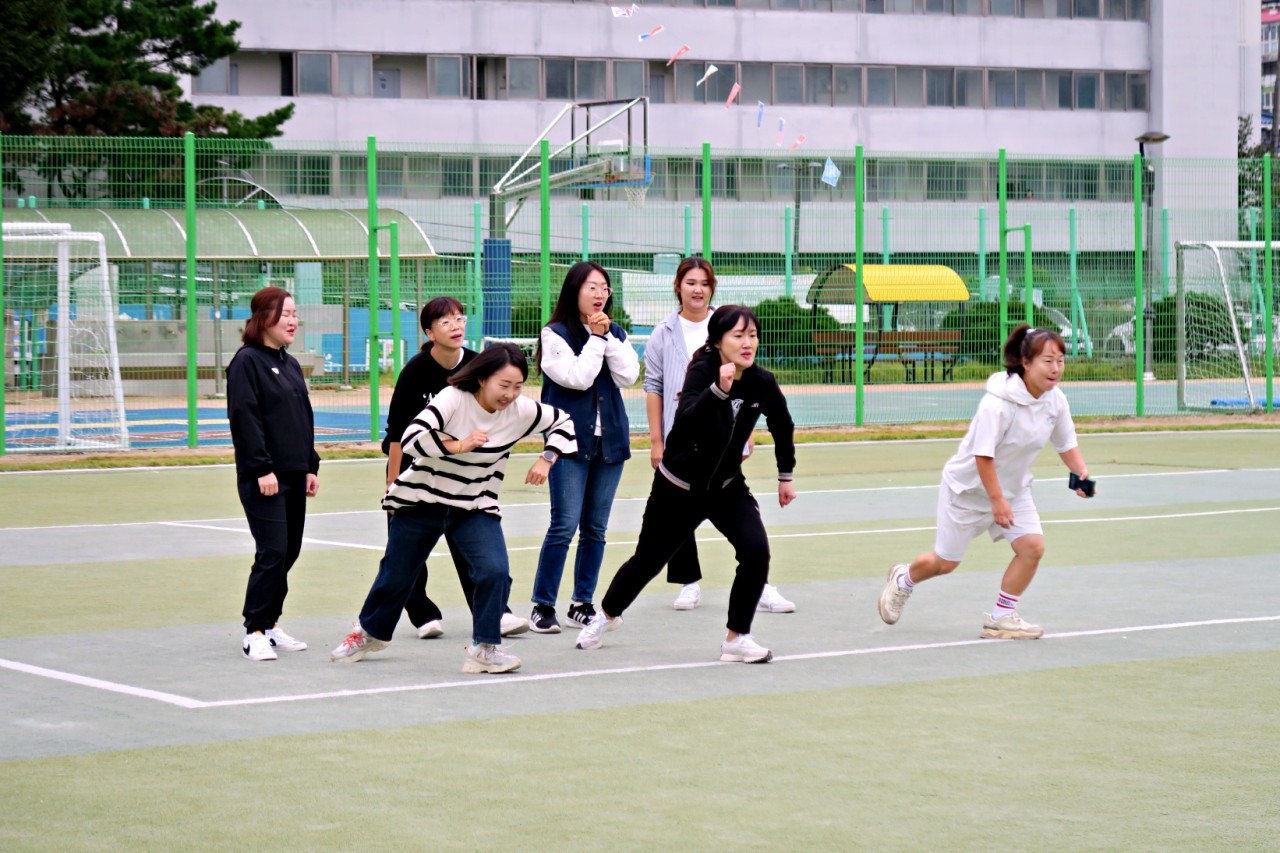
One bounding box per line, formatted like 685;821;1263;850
997;149;1009;343
1069;208;1080;355
701;142;712;261
683;204;692;257
1265;154;1274;412
881;206;890;265
977;207;986;294
472;200;483;350
367;135;380;441
0;131;5;455
1022;225;1033;325
540;139;551;324
184;132;198;448
1133;152;1145;417
1161;207;1171;298
581;202;590;261
783;206;793;300
389;221;401;378
854;145;865;428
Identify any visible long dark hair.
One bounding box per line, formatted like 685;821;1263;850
1003;324;1065;377
449;342;529;392
691;305;761;370
535;261;612;370
241;286;292;345
673;256;716;306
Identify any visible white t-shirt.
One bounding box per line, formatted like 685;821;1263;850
942;371;1078;504
679;314;711;360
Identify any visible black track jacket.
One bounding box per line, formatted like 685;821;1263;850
227;343;320;479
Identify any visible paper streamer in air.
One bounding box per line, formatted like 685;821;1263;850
724;83;741;109
611;4;637;17
821;158;841;187
756;101;765;128
695;64;719;87
638;25;664;42
666;45;691;66
776;118;786;146
789;134;807;152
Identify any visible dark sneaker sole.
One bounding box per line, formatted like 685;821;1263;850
529;623;561;634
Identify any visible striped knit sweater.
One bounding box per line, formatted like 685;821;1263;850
384;386;577;516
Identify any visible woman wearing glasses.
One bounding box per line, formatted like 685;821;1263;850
529;262;640;633
383;297;529;640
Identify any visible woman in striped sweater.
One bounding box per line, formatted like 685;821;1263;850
330;343;577;674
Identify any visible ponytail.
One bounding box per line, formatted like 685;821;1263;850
1004;324;1065;376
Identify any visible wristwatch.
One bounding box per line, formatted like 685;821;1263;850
541;449;558;463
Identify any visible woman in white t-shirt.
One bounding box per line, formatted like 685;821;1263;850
642;257;795;614
878;324;1095;640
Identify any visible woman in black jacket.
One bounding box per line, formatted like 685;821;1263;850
226;286;320;662
575;305;797;663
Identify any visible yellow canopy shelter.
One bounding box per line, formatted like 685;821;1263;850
806;263;970;305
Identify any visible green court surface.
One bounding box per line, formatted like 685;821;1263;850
2;433;1279;850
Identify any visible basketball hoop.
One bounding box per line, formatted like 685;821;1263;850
623;184;649;209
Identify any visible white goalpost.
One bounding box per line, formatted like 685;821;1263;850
3;222;130;451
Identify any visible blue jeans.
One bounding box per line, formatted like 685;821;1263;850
531;450;625;607
358;505;509;645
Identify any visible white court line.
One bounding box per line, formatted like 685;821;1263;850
2;615;1275;710
5;466;1280;532
157;521;387;552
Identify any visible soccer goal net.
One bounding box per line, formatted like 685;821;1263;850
1172;241;1280;412
3;222;130;451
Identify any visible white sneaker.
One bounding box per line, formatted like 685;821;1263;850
720;633;773;663
462;643;521;674
501;612;531;636
417;619;444;639
265;625;307;651
242;632;277;661
575;612;623;650
673;583;701;611
878;564;913;625
756;584;795;613
981;611;1044;640
330;625;390;663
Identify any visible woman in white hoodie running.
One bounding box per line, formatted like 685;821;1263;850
877;324;1094;639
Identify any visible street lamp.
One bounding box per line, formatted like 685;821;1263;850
1136;131;1170;381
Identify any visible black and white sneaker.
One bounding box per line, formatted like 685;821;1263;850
529;604;561;634
565;602;597;629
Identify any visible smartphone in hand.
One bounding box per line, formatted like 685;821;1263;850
1068;472;1096;497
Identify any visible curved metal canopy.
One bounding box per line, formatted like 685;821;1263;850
808;263;970;304
1;208;435;260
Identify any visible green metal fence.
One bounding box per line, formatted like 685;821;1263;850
2;132;1276;454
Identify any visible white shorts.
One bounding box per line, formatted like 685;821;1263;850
932;484;1042;563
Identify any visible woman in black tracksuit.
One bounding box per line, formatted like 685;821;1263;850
575;305;797;663
226;286;320;662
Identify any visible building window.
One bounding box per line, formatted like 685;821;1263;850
1125;0;1147;20
545;59;574;100
867;67;895;106
834;66;862;106
990;70;1016;108
577;60;607;100
896;67;924;107
298;53;331;95
1127;72;1148;111
615;60;645;99
694;158;738;200
338;54;372;97
956;69;983;108
506;58;539;100
806;65;834;105
925;69;954;107
1104;0;1125;19
194;57;230;94
1074;0;1101;18
1104;72;1126;111
741;63;772;104
953;0;982;12
1074;72;1100;110
774;65;804;104
1017;70;1044;109
1045;70;1073;109
990;0;1018;14
442;157;474;198
429;56;470;98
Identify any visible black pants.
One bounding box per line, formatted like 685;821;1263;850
601;472;770;635
664;536;702;585
239;471;308;633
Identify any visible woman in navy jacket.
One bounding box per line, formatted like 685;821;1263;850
226;286;320;662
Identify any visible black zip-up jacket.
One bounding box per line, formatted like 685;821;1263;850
226;343;320;479
659;354;795;492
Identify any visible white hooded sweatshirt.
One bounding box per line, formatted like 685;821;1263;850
941;371;1078;501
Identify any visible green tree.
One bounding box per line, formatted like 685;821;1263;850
1;0;293;201
751;296;841;361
